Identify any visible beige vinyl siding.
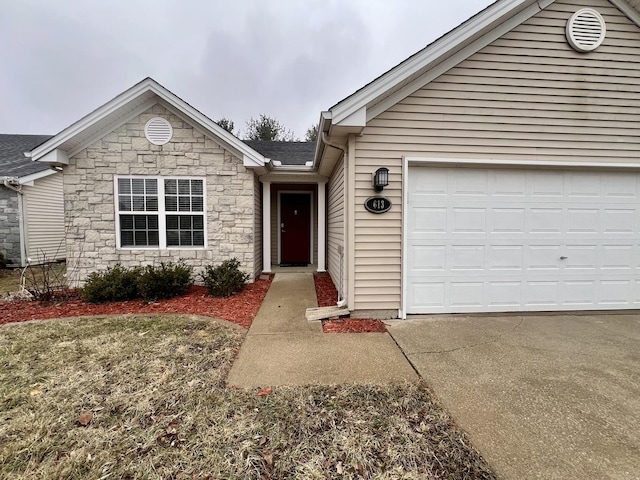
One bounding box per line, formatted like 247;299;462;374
22;173;65;263
327;158;345;297
352;0;640;312
254;175;262;277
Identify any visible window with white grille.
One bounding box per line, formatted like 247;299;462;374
115;176;205;249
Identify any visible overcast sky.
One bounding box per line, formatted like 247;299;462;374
0;0;494;139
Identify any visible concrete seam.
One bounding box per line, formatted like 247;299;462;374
407;317;525;356
387;331;424;380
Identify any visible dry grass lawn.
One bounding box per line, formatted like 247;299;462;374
0;315;496;479
0;269;22;297
0;263;67;299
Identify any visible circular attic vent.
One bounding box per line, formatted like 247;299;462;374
144;117;173;145
566;8;606;52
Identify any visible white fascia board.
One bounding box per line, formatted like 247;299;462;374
335;106;366;127
331;0;540;125
610;0;640;28
18;168;58;186
313;111;332;168
367;0;553;121
37;149;69;166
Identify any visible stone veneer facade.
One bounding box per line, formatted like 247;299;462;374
0;187;21;266
64;104;258;285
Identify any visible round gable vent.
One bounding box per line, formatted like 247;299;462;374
144;117;173;145
566;8;606;52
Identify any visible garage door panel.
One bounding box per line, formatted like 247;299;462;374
412;245;446;271
488;246;524;271
406;166;640;314
490;208;525;233
601;245;634;270
529;208;563;233
602;209;635;234
488;281;522;307
451;245;485;271
452;208;486;233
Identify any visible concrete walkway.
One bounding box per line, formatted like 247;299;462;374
227;273;417;387
388;313;640;480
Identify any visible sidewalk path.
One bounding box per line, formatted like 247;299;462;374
227;273;418;387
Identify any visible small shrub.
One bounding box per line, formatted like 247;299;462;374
81;264;141;303
137;260;193;302
201;258;250;297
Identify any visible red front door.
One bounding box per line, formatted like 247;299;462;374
280;193;311;265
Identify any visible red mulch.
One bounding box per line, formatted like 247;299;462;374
313;272;387;334
0;277;273;329
0;273;387;334
313;272;338;307
322;318;387;334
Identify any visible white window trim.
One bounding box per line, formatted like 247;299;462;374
114;175;207;250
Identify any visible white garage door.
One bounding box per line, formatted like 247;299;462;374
406;166;640;314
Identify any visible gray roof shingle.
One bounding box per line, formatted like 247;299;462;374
0;134;53;178
244;141;315;166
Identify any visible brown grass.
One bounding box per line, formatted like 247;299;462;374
0;269;22;297
0;315;496;479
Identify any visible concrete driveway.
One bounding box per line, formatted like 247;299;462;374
387;313;640;479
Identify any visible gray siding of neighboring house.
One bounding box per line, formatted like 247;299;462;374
23;173;65;263
64;103;257;284
350;0;640;312
0;187;21;266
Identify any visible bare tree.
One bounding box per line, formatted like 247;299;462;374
245;114;296;141
305;124;319;142
217;118;235;135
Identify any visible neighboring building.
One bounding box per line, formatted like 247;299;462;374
29;0;640;318
0;134;64;267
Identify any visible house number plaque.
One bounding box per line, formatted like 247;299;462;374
364;196;392;214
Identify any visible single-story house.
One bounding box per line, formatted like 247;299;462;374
29;0;640;318
0;134;64;267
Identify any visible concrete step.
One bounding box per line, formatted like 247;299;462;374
306;305;350;322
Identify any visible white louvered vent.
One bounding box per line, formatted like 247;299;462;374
144;117;173;145
566;8;606;52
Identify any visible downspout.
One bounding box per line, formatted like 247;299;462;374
2;177;28;267
321;133;348;308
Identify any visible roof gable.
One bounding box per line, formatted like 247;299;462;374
28;78;266;170
328;0;640;129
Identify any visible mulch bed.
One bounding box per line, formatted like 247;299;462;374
0;277;272;329
1;272;387;333
314;272;387;334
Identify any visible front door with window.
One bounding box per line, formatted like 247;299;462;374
280;193;311;265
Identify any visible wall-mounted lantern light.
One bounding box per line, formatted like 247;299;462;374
373;167;389;192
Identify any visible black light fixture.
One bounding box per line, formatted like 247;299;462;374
373;167;389;192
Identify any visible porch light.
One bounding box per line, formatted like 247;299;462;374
373;167;389;192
